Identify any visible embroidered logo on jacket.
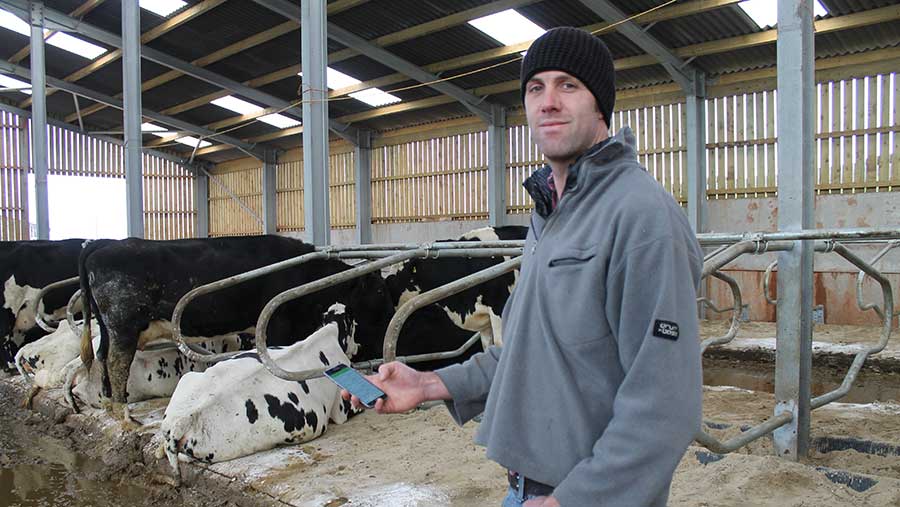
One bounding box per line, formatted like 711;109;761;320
653;320;679;340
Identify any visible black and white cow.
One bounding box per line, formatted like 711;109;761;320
1;239;83;369
15;319;100;389
79;235;393;403
382;226;527;349
159;304;360;470
66;331;255;409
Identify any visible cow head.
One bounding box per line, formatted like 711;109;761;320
380;261;417;309
344;271;394;361
321;303;358;358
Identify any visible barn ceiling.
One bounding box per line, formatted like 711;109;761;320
0;0;896;164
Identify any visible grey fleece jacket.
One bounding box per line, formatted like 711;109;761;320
435;127;703;506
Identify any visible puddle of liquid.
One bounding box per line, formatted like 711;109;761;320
0;420;154;507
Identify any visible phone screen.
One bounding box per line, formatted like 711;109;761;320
324;364;386;408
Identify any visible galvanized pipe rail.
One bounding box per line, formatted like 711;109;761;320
382;256;523;363
253;249;522;381
699;271;743;354
697;227;900;246
695;237;896;453
65;289;83;335
33;276;80;332
855;240;900;321
170;242;523;366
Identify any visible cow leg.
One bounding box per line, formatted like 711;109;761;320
106;331;137;403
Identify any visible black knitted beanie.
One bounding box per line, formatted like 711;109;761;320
520;27;616;125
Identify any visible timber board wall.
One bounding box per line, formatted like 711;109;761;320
0;110;196;240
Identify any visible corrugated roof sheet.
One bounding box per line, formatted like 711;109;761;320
0;0;891;162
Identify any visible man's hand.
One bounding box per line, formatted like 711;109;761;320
523;496;560;507
340;361;450;414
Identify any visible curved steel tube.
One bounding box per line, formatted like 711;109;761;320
763;260;778;305
255;249;430;381
34;276;80;332
700;271;743;354
383;256;523;363
352;332;484;374
65;289;83;336
697;227;900;246
172;251;331;363
695;412;793;454
323;240;525;252
811;242;894;409
855;240;900;321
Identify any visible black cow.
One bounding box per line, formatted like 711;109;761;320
78;235;394;403
382;225;527;349
1;239;83;369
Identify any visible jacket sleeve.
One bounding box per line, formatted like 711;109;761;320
434;346;501;425
552;232;703;506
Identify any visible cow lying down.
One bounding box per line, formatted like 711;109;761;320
65;331;254;411
159;304;360;475
16;319;99;389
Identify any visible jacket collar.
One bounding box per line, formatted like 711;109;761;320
523;127;635;218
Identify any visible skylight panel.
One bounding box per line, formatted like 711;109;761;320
144;124;212;148
211;96;262;116
299;68;402;107
140;0;187;17
46;32;107;59
738;0;828;29
211;95;300;129
258;114;301;129
0;74;31;95
468;9;545;46
173;135;211;148
349;88;401;107
0;8;30;36
141;122;166;132
0;8;107;59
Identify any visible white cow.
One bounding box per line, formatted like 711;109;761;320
159;304;360;474
16;319;99;389
66;331;254;410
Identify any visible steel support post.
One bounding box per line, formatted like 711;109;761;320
262;150;277;234
685;73;707;234
122;0;144;238
29;1;49;239
301;0;330;246
488;105;507;227
773;0;816;460
355;130;373;244
194;170;209;238
17;115;30;239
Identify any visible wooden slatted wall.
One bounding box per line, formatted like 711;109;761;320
0;110;196;240
208;163;263;237
209;72;896;229
371;131;490;223
142;154;196;240
0;111;28;240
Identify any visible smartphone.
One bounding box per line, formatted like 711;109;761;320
323;363;387;408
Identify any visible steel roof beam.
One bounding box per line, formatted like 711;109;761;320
0;60;266;159
0;0;360;144
251;0;496;122
578;0;696;92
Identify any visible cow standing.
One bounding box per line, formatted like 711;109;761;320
78;235;393;403
382;226;527;349
1;239;83;369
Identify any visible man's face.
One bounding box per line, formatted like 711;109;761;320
524;70;609;167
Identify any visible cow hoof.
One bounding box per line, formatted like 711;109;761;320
152;473;181;488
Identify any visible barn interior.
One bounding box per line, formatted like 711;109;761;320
0;0;899;505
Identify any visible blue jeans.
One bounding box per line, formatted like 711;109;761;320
502;486;542;507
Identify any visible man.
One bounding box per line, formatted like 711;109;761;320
344;27;703;506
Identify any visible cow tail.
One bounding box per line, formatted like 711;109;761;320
78;242;96;370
